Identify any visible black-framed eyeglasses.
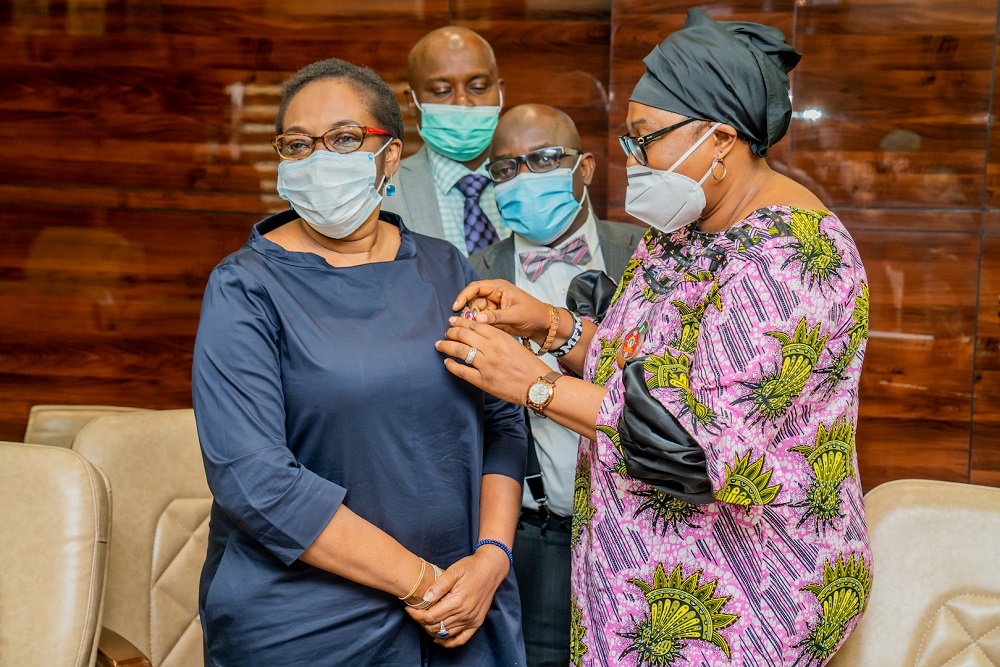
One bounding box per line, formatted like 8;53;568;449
617;117;700;166
487;146;581;183
272;125;392;161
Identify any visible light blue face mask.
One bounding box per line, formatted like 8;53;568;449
412;91;503;162
276;141;389;239
493;158;584;246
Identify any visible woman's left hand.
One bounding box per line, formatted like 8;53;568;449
436;316;552;405
404;548;510;647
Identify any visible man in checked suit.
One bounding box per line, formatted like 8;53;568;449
384;26;510;256
469;104;644;667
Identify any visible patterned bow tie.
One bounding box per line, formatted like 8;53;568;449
518;236;593;282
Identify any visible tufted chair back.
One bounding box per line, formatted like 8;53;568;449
0;441;111;667
73;409;211;667
24;404;149;448
829;479;1000;667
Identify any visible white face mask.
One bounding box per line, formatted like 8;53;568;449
624;122;721;234
276;141;389;239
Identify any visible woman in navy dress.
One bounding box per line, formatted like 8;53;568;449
192;58;527;667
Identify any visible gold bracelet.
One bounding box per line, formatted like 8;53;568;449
535;305;561;356
405;563;442;609
398;557;426;602
407;597;433;609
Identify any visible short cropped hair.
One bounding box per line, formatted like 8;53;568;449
275;58;404;143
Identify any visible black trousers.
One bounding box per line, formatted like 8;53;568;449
512;510;572;667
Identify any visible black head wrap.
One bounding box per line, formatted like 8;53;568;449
630;7;801;157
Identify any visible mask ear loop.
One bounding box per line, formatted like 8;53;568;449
410;88;502;113
372;138;394;195
569;153;583;174
573;153;588;203
665;122;722;175
410;92;425;113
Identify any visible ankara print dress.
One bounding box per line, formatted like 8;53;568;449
570;206;871;667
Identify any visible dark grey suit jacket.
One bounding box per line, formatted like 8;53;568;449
381;146;441;238
382;146;501;243
469;218;645;286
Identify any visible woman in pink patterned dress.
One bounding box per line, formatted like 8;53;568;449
435;7;870;666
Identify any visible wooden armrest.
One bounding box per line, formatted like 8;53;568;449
96;627;153;667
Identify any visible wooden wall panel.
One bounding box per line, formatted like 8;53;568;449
972;225;1000;486
790;1;996;210
850;225;979;489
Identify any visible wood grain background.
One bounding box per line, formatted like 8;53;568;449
1;0;997;490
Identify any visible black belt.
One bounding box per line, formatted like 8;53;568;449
519;507;572;533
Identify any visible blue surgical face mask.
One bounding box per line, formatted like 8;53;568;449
493;156;584;246
276;141;389;239
412;91;503;162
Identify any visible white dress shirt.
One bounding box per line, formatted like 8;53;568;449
514;205;605;517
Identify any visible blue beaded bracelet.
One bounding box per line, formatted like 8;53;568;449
474;539;514;568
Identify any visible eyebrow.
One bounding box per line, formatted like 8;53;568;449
424;74;494;86
282;120;366;134
627;119;655;134
492;143;556;159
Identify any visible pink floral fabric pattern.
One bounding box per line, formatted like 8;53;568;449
570;207;871;667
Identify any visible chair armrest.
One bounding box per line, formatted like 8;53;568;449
96;627;153;667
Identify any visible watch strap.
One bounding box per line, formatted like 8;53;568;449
541;370;562;384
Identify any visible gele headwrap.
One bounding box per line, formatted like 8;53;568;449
630;6;802;157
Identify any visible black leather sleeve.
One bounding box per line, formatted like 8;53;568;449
617;357;716;504
566;269;617;323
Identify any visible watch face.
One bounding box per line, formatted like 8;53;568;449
528;381;552;406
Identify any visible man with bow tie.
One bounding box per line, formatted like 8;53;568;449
469;104;643;667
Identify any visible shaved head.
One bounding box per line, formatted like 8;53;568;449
491;104;582;159
407;26;497;87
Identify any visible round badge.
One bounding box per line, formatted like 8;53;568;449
616;320;648;369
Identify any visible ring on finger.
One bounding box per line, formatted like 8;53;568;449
438;620;449;638
464;347;478;365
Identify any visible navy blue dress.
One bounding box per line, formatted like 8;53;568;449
192;210;528;666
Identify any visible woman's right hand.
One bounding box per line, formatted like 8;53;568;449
404;550;508;648
452;279;550;342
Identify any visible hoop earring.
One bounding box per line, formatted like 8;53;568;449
711;158;727;181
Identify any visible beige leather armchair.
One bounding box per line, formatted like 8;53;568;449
829;479;1000;667
73;409;212;667
0;441;110;667
24;404;149;448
